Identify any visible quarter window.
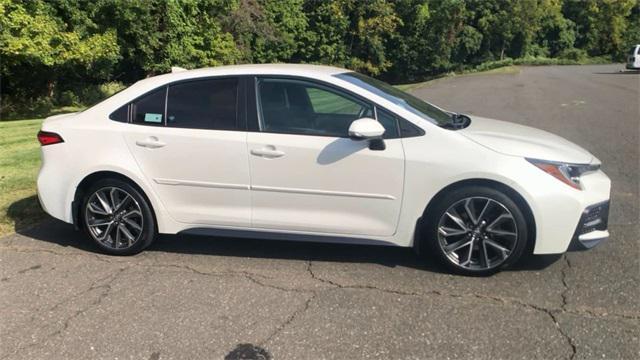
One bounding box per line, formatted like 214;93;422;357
166;78;239;130
109;104;129;122
376;108;400;139
257;78;373;137
132;88;166;126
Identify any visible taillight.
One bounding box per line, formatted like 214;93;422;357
37;131;64;146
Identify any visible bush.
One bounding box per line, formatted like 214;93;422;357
74;81;125;105
473;59;514;72
558;48;588;61
100;81;126;98
0;96;54;120
513;56;578;66
1;81;126;120
527;44;551;58
57;90;80;106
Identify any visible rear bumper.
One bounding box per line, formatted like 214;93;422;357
37;146;74;224
568;201;610;251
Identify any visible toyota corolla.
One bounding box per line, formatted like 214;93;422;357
36;64;611;275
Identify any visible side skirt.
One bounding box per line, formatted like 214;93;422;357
177;227;400;247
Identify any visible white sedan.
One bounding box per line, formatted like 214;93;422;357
36;64;611;275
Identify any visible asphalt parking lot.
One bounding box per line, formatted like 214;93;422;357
1;64;638;359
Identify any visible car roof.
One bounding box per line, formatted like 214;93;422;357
134;63;351;88
85;62;437;131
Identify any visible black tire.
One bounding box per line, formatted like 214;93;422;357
422;185;529;276
81;178;156;255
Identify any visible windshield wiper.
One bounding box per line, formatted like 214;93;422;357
442;113;471;130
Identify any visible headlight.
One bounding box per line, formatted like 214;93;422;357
526;158;600;190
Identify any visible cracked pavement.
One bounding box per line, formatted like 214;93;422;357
1;64;638;359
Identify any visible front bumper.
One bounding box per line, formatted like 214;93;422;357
568;201;610;251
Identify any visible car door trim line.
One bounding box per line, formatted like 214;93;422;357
154;178;395;200
154;178;250;190
251;185;396;200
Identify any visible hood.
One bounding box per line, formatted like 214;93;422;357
459;116;593;164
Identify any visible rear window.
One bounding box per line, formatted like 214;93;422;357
166;78;238;130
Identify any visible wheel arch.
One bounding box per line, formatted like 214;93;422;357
72;170;157;232
419;178;537;254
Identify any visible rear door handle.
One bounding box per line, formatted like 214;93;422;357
135;136;166;149
251;147;285;158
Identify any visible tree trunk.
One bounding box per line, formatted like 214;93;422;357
47;80;55;98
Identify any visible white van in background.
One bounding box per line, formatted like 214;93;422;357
627;44;640;70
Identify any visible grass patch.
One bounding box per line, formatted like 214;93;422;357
0;119;45;236
1;105;85;121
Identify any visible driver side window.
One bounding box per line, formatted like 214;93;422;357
257;78;373;137
306;87;364;116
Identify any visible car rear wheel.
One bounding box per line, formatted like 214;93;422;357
424;186;529;276
81;178;156;255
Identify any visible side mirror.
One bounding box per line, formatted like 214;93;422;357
348;117;385;140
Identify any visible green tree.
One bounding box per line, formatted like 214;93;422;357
302;0;401;75
0;0;119;98
387;0;468;81
621;1;640;60
2;0;640;111
536;0;576;57
90;0;239;78
300;0;350;65
222;0;309;63
563;0;636;57
164;0;240;70
344;0;401;75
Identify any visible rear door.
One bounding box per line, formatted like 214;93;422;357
122;77;251;226
247;77;405;236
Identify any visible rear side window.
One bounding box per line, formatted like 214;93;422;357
166;78;238;130
109;104;129;122
132;88;166;126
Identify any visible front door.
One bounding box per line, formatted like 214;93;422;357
248;77;404;236
123;77;251;227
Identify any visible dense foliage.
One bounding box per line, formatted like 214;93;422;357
1;0;638;116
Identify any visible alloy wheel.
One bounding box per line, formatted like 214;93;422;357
85;187;144;250
437;197;518;271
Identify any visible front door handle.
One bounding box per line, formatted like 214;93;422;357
251;146;285;158
136;136;166;149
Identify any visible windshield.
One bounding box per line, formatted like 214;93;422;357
334;72;453;126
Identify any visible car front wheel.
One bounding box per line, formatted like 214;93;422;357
424;186;529;276
81;178;156;255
